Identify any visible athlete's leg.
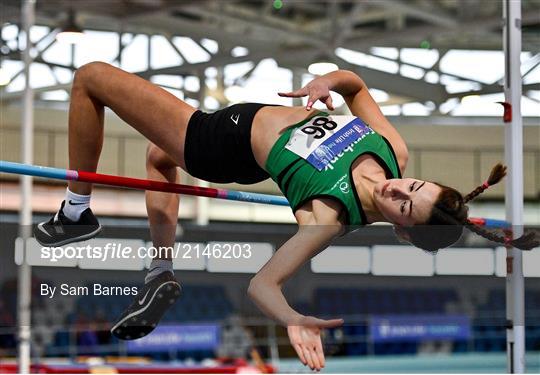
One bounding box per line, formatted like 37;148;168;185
68;61;196;195
107;131;184;341
145;143;179;262
110;143;182;340
35;62;195;247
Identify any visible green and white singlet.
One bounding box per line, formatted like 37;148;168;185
265;112;402;226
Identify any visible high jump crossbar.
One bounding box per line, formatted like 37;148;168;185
0;160;290;206
0;160;510;228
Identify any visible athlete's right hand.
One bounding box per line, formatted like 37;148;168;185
287;315;344;371
278;77;335;111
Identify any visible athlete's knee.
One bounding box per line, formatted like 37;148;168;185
146;143;163;168
146;143;176;171
73;61;111;90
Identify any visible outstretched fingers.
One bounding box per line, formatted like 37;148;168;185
297;343;322;371
311;345;322;371
302;346;315;370
315;336;326;368
305;94;322;111
324;96;334;111
278;88;308;98
278;88;334;111
293;343;307;366
306;93;336;111
288;316;342;371
292;336;324;370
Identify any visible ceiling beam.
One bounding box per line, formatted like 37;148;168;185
331;1;369;47
274;49;449;103
447;83;540;98
137;53;266;79
304;8;391;34
374;0;458;27
115;12;282;51
341;12;540;52
176;4;323;47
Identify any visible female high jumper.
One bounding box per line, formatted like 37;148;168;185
34;62;537;371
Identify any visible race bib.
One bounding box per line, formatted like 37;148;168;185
285;115;374;171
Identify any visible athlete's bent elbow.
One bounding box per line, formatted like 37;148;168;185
248;278;258;299
248;275;276;301
247;277;261;301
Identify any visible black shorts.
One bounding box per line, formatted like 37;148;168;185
184;103;271;184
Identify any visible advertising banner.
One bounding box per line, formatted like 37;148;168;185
127;324;220;352
370;314;470;342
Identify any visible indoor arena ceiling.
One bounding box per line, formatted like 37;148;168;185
1;0;539;104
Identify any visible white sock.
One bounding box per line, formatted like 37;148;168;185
63;188;91;221
145;259;173;284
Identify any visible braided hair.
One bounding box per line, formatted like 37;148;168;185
396;163;539;252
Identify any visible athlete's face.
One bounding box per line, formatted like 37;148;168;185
373;178;442;226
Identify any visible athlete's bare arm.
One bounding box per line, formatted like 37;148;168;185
247;198;344;370
279;70;409;173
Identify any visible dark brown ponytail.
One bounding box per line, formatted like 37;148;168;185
464;221;538;250
462;163;538;250
464;163;507;203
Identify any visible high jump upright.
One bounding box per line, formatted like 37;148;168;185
17;0;35;374
503;0;525;373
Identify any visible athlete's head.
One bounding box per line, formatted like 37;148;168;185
374;164;538;252
373;178;443;226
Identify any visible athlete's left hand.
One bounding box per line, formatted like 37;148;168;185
278;77;335;111
287;315;344;371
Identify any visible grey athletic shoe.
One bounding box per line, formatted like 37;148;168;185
110;272;181;340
